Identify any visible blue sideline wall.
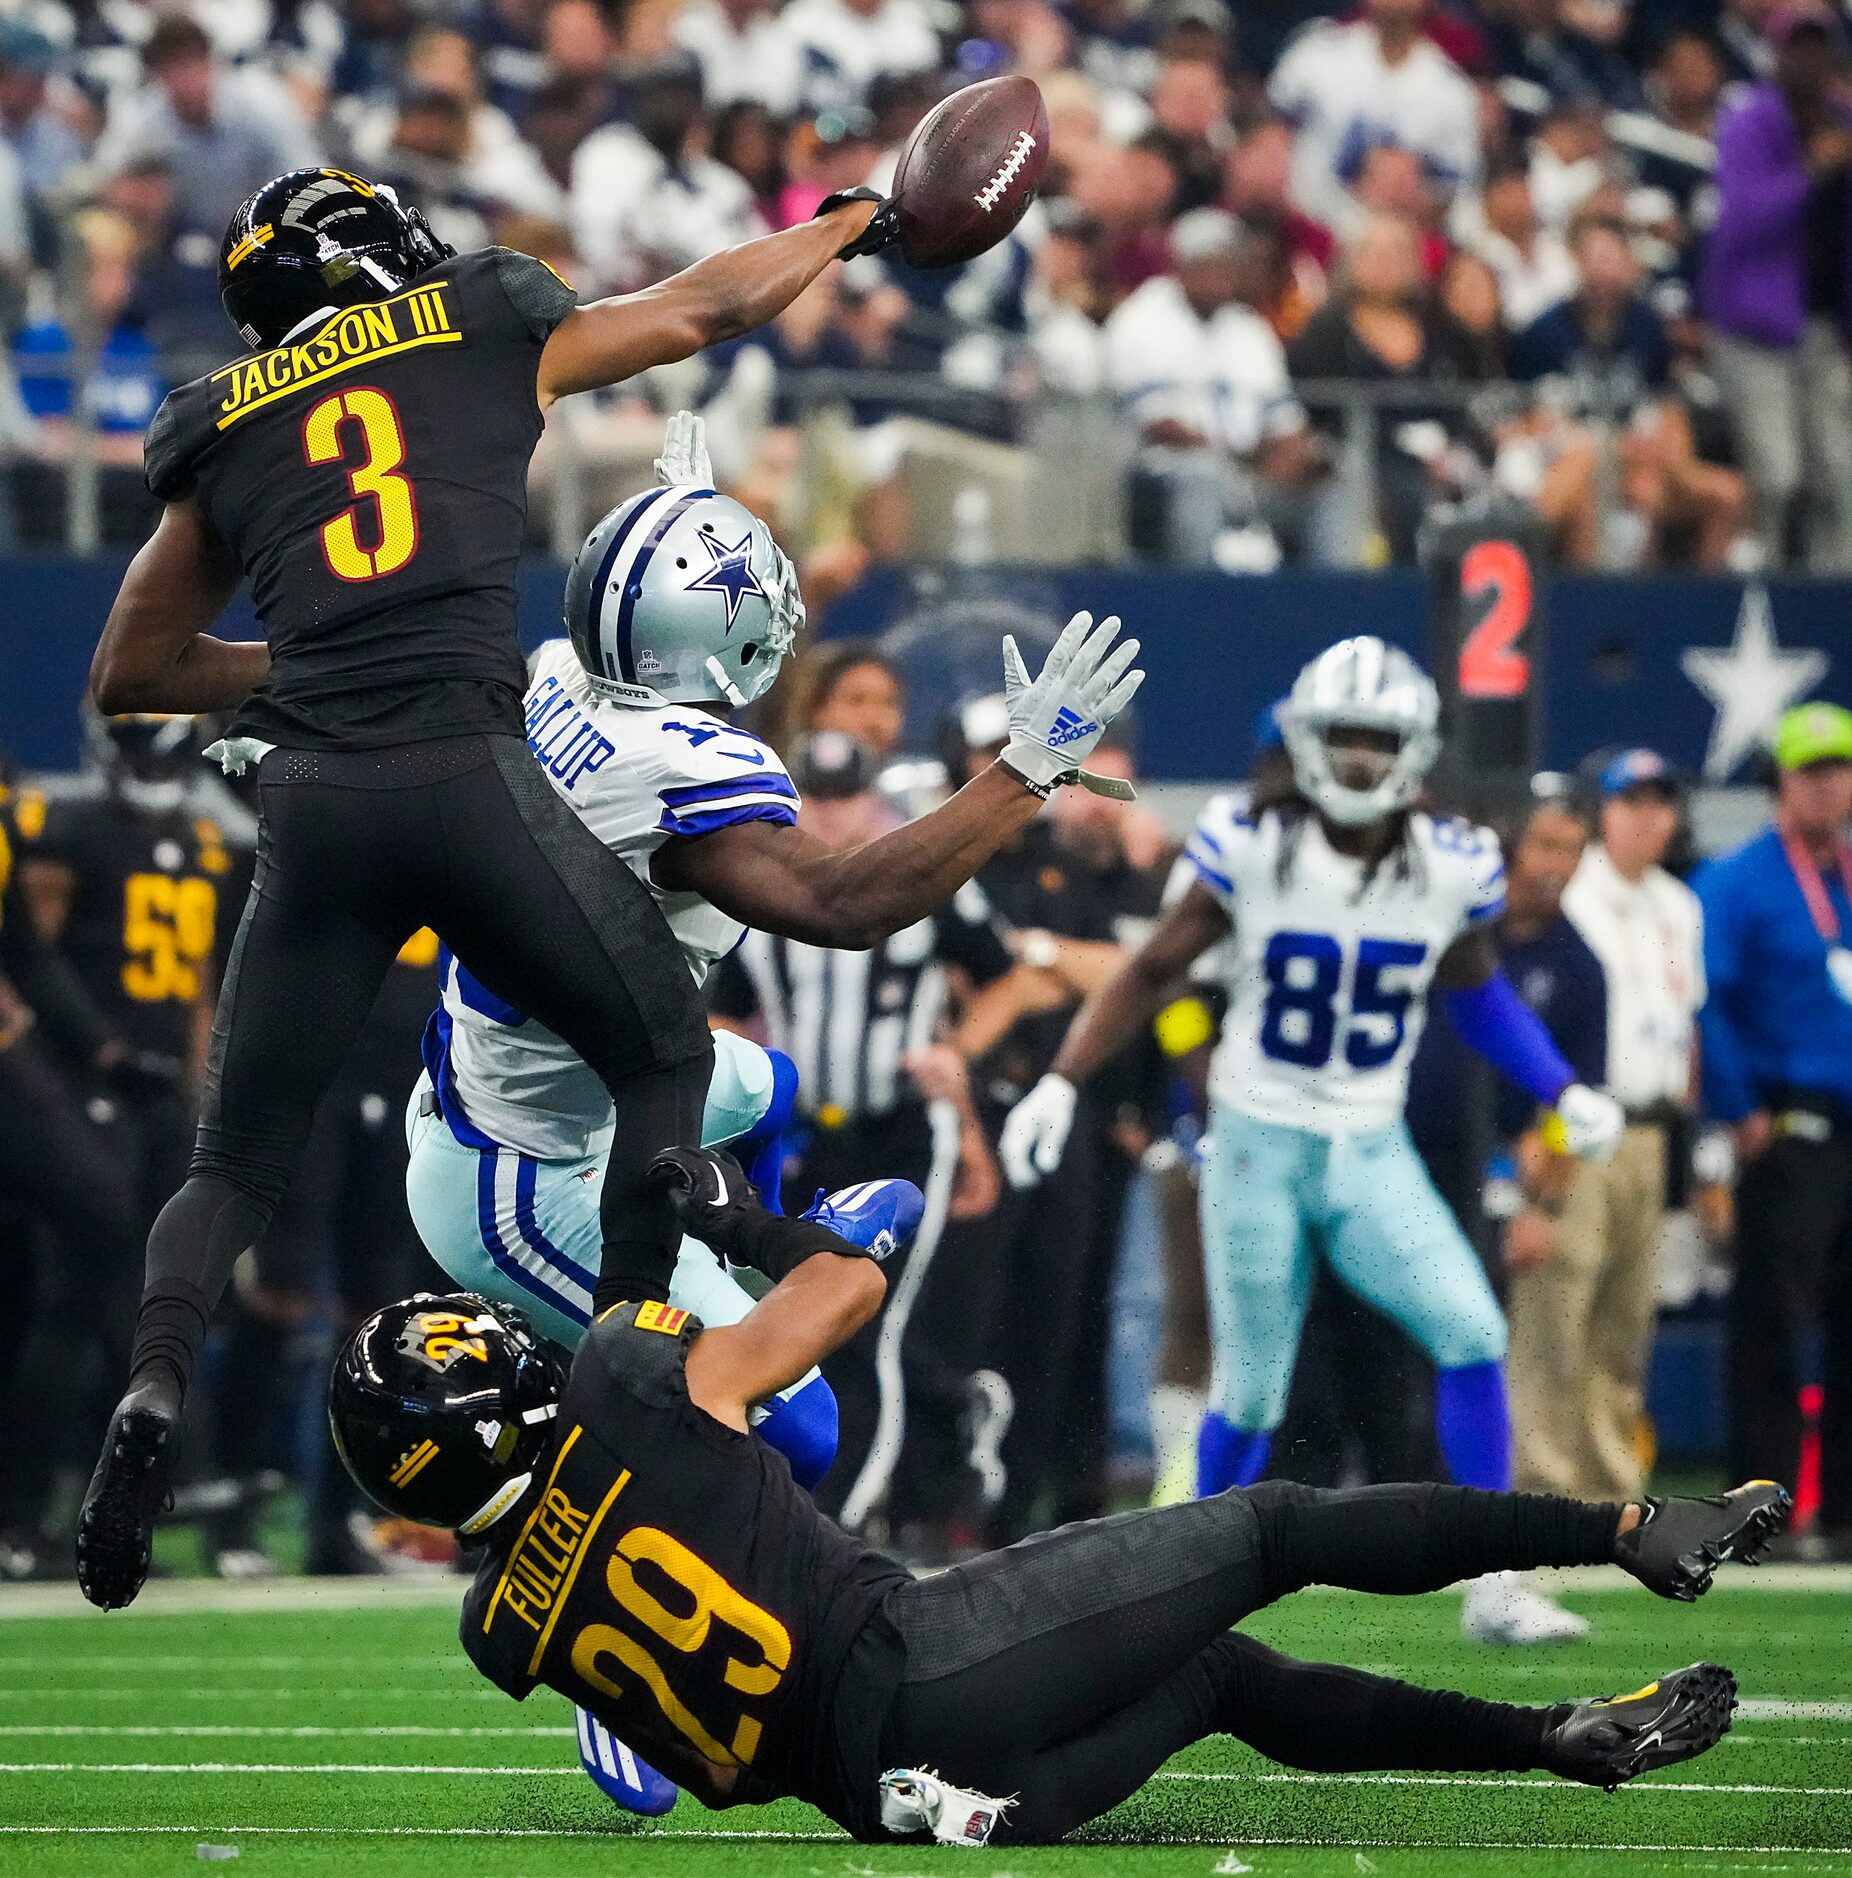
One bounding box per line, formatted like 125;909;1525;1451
3;556;1847;781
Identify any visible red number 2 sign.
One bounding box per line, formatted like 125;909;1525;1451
1458;540;1533;700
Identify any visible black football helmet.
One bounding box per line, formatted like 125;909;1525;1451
219;167;455;351
82;706;204;808
328;1294;565;1536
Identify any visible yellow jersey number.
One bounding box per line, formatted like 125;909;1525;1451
303;385;419;583
570;1525;791;1768
122;873;216;1002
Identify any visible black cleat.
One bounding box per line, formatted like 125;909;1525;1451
75;1375;180;1610
1614;1481;1792;1602
1542;1662;1737;1791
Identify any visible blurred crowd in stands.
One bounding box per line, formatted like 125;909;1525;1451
6;0;1852;568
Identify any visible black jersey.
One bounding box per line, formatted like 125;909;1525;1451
143;247;578;751
463;1301;910;1822
13;783;234;1061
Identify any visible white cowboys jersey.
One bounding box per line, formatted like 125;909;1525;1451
1184;799;1505;1136
427;638;798;1161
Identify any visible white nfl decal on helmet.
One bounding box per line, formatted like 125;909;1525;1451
1282;634;1441;827
564;416;803;710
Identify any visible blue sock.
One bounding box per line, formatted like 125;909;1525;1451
754;1374;838;1492
1435;1361;1512;1491
1196;1410;1272;1496
733;1048;798;1215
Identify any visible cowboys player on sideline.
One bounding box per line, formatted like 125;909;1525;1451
401;411;1141;1813
73;164;941;1610
331;1151;1788;1846
1003;637;1632;1645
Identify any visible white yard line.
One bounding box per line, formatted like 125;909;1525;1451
1;1828;1850;1856
3;1564;1849;1620
0;1725;573;1737
7;1762;1851;1796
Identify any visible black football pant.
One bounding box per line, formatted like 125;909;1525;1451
876;1479;1621;1844
0;1036;144;1531
130;735;711;1403
1730;1118;1852;1529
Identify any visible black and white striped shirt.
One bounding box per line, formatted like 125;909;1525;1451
708;881;1012;1124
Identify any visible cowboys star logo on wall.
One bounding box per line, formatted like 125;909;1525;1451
687;530;765;630
1680;583;1829;781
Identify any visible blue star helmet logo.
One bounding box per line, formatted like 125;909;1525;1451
687;529;766;632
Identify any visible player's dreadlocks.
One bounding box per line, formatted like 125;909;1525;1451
1247;770;1428;902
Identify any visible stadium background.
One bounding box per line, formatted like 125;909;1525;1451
1;0;1851;1866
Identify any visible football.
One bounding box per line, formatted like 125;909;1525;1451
891;75;1050;269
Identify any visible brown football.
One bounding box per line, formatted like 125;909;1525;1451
892;76;1050;269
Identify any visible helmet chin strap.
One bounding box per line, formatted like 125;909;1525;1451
458;1471;533;1536
704;656;749;708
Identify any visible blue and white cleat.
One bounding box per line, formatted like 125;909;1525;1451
801;1179;925;1261
576;1706;678;1817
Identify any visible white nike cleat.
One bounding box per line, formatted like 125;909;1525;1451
1462;1571;1591;1645
878;1767;1014;1846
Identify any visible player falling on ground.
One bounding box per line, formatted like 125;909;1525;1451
1002;636;1631;1645
71;165;938;1611
402;409;1141;1811
331;1149;1789;1847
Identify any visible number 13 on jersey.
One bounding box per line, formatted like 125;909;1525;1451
303;385;418;582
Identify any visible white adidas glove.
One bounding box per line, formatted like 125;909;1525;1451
999;1073;1078;1189
654;409;713;486
1001;611;1145;799
1551;1083;1625;1162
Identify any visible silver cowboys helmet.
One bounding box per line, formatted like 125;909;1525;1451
565;485;803;710
1282;635;1441;827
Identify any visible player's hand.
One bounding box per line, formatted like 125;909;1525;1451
653;410;713;487
815;186;897;258
1551;1083;1625;1162
999;1073;1077;1189
999;611;1145;800
647;1146;762;1263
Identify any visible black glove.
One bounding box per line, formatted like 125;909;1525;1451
815;186;899;259
648;1146;869;1283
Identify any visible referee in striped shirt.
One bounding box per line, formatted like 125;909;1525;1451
708;732;1022;1532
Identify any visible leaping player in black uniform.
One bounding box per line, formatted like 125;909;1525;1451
333;1146;1791;1847
75;166;911;1610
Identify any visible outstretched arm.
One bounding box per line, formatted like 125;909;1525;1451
536;201;878;403
653;762;1043;949
91;499;266;714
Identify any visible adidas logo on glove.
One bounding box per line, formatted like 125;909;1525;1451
1046;706;1099;749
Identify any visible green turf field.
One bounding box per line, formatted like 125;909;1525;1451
2;1574;1847;1878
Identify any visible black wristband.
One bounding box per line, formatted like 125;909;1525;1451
733;1212;874;1285
815;187;898;259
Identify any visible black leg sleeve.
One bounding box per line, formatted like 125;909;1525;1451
1245;1478;1622;1595
1211;1632;1551;1773
942;1632;1558;1845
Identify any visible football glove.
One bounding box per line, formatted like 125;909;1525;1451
1548;1083;1626;1162
999;1072;1078;1189
815;186;898;258
1000;612;1145;799
653;409;713;488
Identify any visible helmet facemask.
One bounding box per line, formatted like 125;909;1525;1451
1282;637;1441;827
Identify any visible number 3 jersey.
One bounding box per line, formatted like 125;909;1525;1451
425;637;800;1160
462;1300;910;1819
142;244;578;751
1183;799;1505;1136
